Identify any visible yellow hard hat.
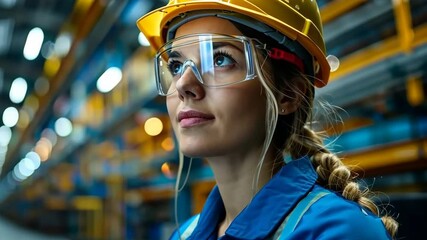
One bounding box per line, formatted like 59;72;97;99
136;0;330;87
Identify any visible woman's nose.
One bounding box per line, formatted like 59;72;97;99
175;66;205;101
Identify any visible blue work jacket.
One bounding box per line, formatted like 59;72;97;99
171;156;391;239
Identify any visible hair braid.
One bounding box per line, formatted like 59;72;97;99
296;127;398;237
254;46;398;238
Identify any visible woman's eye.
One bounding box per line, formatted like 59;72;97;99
214;53;235;67
168;61;182;75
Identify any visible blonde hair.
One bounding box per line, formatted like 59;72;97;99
171;40;398;239
254;48;399;238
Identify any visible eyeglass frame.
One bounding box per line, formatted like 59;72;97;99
154;33;266;96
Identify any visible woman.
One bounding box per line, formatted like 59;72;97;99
137;0;398;239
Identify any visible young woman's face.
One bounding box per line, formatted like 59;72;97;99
166;17;267;158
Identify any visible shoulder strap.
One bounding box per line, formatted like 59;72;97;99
274;188;330;240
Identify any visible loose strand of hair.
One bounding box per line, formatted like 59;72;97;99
252;50;279;194
174;152;193;239
174;151;185;239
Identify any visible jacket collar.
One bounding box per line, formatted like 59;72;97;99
189;156;318;240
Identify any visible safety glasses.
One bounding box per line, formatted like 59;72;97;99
155;34;261;96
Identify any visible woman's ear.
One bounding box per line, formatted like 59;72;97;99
277;81;307;115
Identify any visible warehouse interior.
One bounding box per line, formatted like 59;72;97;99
0;0;426;239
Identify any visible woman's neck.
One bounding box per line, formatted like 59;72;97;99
206;148;281;236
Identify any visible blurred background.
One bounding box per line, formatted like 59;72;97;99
0;0;426;239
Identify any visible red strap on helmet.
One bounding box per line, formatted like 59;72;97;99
268;48;305;73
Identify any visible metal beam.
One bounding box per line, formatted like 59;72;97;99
329;23;427;82
323;0;393;43
393;0;414;53
316;42;427;107
320;0;367;23
342;139;427;170
0;0;129;179
0;0;108;177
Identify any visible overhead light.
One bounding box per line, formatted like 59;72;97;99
13;158;35;181
0;145;7;166
0;0;16;8
96;67;122;93
2;107;19;128
13;164;27;182
161;137;175;152
41;41;55;59
23;27;44;60
0;125;12;146
25;152;41;170
34;138;52;161
54;32;72;57
9;77;27;104
54;117;73;137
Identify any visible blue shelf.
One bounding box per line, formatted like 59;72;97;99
326;116;427;152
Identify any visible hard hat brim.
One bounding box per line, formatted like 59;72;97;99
136;1;330;87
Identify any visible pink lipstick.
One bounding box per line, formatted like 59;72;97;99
177;110;215;128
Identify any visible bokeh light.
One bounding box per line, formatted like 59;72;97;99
144;117;163;136
2;107;19;128
54;117;73;137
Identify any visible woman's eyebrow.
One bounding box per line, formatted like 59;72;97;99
212;42;244;52
167;41;243;58
168;50;182;58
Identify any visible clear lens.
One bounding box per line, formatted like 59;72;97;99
155;34;256;96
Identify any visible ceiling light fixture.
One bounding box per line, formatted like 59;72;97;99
23;27;44;60
96;67;122;93
9;77;27;104
2;107;19;128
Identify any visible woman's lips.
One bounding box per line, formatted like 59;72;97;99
177;110;215;128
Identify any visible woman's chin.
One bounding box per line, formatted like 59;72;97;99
179;149;203;158
179;146;216;158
